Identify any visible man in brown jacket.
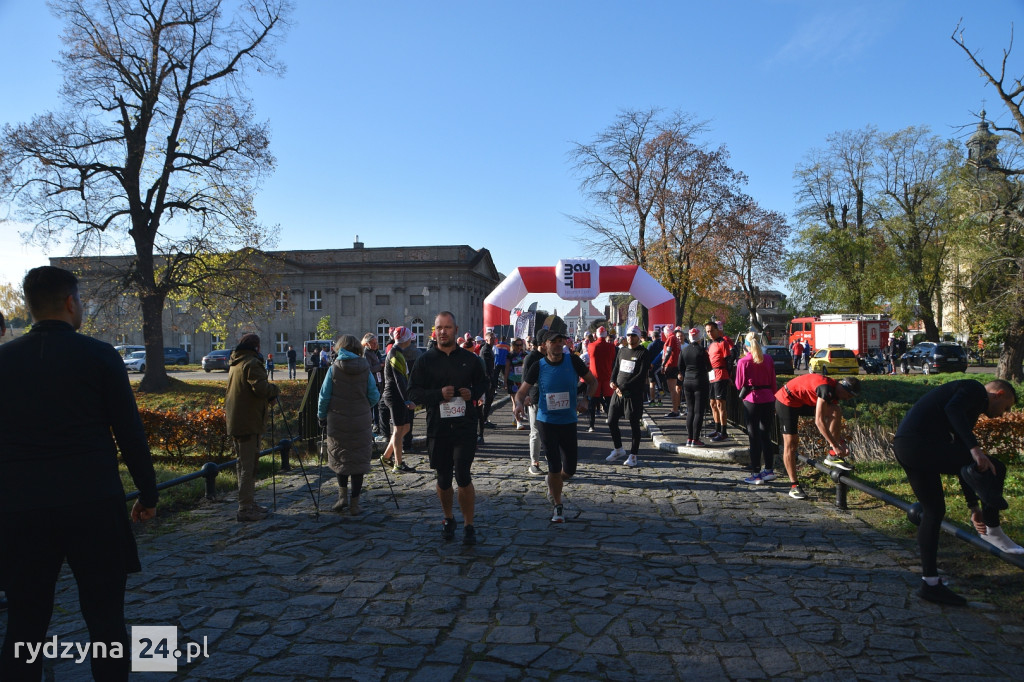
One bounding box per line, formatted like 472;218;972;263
225;333;279;521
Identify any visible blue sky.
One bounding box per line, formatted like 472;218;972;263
1;0;1021;315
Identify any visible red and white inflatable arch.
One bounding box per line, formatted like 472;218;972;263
483;259;675;333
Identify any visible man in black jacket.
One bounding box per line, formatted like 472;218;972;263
0;266;158;680
606;326;650;468
409;311;488;546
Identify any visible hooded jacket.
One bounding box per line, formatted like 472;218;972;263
225;348;279;436
318;349;379;474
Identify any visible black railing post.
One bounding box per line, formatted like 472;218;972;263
830;468;848;510
201;461;220;500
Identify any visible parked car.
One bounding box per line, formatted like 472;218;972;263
164;347;190;365
304;339;334;371
763;345;794;375
808;346;860;376
124;351;147;373
201;349;232;372
899;342;969;375
113;344;145;357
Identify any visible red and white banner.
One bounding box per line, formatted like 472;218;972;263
555;259;600;301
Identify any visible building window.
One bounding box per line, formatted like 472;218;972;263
410;294;425;306
377;318;390;349
341;295;355;317
309;289;323;311
275;291;289;311
276;332;288;353
376;294;390;306
411;318;425;347
180;334;192;352
211;334;225;350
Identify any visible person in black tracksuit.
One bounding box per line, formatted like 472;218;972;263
894;379;1020;605
0;267;158;680
679;329;712;446
605;327;650;467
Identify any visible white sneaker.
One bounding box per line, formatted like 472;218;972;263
605;448;627;462
624;454;638;467
980;526;1024;554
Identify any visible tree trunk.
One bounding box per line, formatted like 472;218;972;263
138;292;170;392
997;328;1024;382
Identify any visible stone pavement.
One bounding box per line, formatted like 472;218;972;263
6;400;1024;680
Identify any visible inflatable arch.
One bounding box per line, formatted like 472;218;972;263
483;259;676;335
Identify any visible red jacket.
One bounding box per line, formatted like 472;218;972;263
587;339;616;398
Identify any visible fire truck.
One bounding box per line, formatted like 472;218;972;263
787;314;890;356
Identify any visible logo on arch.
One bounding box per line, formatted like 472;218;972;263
556;259;600;301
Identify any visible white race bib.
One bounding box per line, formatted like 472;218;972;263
545;391;571;412
707;370;716;382
440;397;467;419
620;359;636;374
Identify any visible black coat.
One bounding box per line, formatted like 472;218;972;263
0;320;158;512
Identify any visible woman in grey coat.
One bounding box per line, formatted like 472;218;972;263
317;335;380;515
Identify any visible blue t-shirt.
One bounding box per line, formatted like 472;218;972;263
524;354;589;425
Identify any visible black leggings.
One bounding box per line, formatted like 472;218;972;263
588;395;610;429
337;473;364;498
742;400;775;470
607;392;643;454
536;421;578;476
894;437;1000;576
683;381;708;441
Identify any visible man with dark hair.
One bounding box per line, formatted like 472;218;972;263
286;344;297;379
225;332;279;521
0;265;158;680
409;311;489;545
774;373;861;500
513;317;598;523
895;379;1021;605
605;326;650;467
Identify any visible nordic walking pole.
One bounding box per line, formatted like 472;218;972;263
274;400;319;516
379;453;399;509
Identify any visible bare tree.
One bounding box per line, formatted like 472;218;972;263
0;0;290;391
570;108;708;272
716;199;790;335
951;22;1024;380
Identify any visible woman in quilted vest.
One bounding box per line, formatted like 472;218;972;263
318;335;380;515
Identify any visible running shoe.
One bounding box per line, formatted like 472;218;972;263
516;424;527;430
379;455;392;467
711;433;729;442
789;485;807;500
587;427;595;433
394;462;416;473
744;473;764;485
686;439;693;447
605;448;627;462
624;454;638;468
759;469;777;482
528;463;544;476
690;439;706;447
664;411;681;419
463;525;477;546
442;517;457;541
823;455;853;471
551;504;565;523
918;580;967;606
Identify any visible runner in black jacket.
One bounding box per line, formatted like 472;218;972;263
605;326;650;467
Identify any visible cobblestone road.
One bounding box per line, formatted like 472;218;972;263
8;399;1024;680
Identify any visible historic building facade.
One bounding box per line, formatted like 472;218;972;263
56;241;501;362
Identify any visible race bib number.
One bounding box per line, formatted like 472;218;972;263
440;397;467;419
707;370;716;382
510;368;522;382
620;359;636;374
545;391;571;412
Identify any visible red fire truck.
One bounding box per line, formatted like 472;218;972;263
788;314;890;356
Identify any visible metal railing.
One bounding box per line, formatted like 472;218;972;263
724;378;1024;571
125;437;300;502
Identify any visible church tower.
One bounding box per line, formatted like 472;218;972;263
966;109;999;171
